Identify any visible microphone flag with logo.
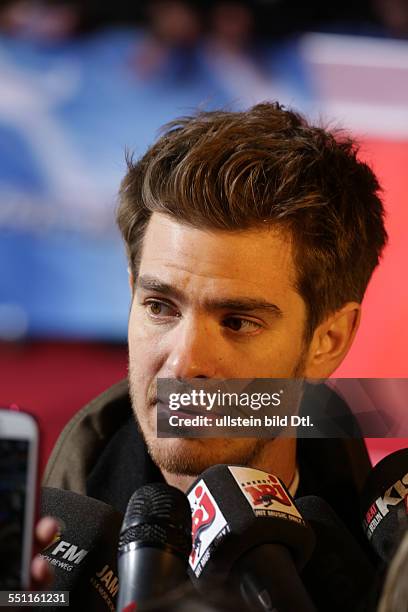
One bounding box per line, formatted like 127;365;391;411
361;448;408;563
187;465;316;612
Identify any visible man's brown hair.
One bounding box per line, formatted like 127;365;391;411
117;101;387;340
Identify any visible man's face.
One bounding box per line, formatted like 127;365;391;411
128;213;309;475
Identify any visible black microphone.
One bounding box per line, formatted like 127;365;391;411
296;496;376;612
40;487;123;611
186;464;316;612
116;482;192;612
361;448;408;564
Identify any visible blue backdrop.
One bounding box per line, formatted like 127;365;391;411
0;28;312;339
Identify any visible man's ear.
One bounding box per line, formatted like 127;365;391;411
303;302;361;378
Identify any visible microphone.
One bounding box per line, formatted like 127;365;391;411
40;487;123;611
361;448;408;563
116;482;192;612
296;496;376;612
186;464;316;612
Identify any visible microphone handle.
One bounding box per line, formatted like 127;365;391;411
116;545;187;611
232;543;316;612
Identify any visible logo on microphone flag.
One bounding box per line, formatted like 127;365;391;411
188;480;229;577
363;471;408;538
228;466;303;521
40;537;89;572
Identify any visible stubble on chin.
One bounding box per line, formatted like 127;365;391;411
128;351;306;477
128;371;269;476
148;437;269;477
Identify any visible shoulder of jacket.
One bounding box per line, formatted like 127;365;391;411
42;378;132;494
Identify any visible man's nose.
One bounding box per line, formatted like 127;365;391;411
165;318;220;379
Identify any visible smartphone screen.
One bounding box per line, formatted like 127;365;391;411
0;411;38;589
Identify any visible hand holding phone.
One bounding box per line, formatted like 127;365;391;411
0;408;39;589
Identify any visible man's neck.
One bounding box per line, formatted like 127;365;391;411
162;437;297;493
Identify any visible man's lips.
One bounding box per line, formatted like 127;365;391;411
153;400;211;419
152;398;254;420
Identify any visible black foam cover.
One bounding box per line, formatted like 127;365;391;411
40;487;123;611
297;496;377;612
118;482;192;557
361;448;408;562
116;483;192;611
186;464;315;587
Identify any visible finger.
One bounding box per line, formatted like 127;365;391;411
31;555;54;589
35;517;59;546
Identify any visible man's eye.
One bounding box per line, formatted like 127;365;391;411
145;300;179;318
223;317;261;333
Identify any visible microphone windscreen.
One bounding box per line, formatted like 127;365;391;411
297;496;376;612
118;482;192;557
40;487;123;611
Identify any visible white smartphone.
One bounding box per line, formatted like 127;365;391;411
0;408;39;589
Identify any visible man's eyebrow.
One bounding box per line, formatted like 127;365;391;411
137;275;283;317
206;298;283;318
137;275;186;302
